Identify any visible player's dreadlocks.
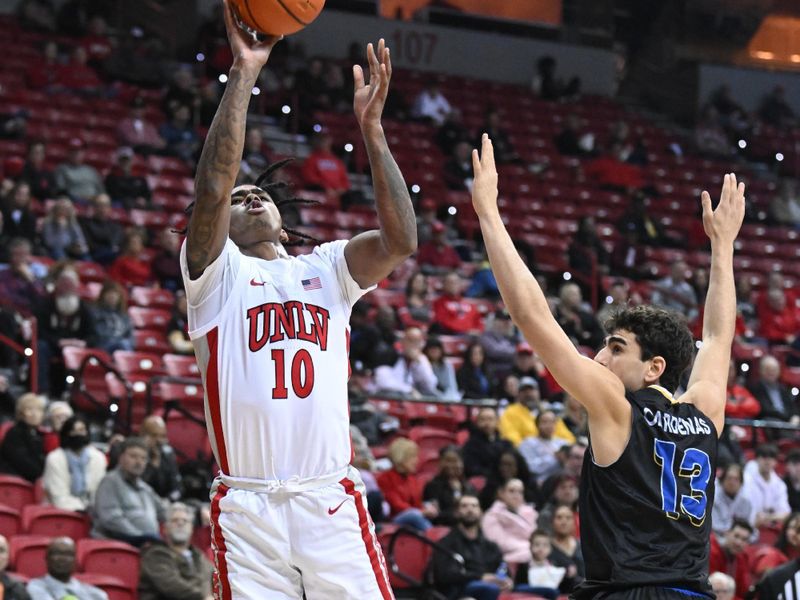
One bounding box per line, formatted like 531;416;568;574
174;158;320;245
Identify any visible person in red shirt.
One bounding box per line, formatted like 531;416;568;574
376;438;437;531
300;131;350;200
431;271;483;335
80;16;113;66
759;287;800;344
57;46;104;95
709;520;753;599
583;143;645;191
108;229;153;288
726;360;760;419
416;221;461;273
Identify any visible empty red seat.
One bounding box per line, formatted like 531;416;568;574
408;426;456;453
128;307;171;330
77;539;140;592
0;476;34;512
113;350;166;377
0;504;21;537
74;573;135;600
134;329;172;354
151;380;205;411
21;506;89;540
164;354;201;378
75;261;107;283
9;535;51;578
130;286;175;310
164;412;212;463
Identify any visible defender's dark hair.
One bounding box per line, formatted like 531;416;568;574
175;159;319;244
603;305;694;393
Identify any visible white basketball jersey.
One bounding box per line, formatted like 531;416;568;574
179;238;374;480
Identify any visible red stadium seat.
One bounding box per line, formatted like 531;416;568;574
62;346;116;416
21;506;90;540
130;286;175;310
0;504;21;537
164;354;201;378
75;261;107;283
9;535;51;578
77;539;140;592
134;329;172;354
408;426;457;452
113;350;167;377
164;412;213;463
0;476;35;512
128;307;171;330
151;380;205;411
74;573;135;600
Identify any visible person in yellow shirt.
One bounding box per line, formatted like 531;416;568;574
498;377;575;446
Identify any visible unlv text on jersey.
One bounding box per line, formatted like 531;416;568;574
247;301;331;352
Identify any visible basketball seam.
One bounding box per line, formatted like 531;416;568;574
242;0;269;34
274;0;310;26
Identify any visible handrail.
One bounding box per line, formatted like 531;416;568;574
384;526;453;598
70;351;133;433
0;312;38;394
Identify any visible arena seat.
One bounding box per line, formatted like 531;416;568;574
113;350;167;377
164;412;213;463
74;573;135;600
134;329;172;354
62;346;116;416
9;535;51;578
130;286;175;310
164;354;201;378
128;307;171;330
21;506;90;540
408;426;457;452
77;539;141;592
151;380;205;412
0;504;21;537
0;476;35;512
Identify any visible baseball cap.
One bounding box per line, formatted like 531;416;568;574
516;342;533;355
519;376;539;389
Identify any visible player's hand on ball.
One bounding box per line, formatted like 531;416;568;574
222;0;282;70
353;38;392;130
701;172;745;247
471;133;499;218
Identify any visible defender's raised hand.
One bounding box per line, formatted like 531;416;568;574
223;0;282;69
471;133;499;218
701;173;746;246
353;39;392;129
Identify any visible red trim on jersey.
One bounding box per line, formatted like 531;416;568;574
210;483;232;600
340;478;394;600
346;328;354;462
206;328;230;474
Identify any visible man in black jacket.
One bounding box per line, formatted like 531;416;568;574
462;408;512;479
431;494;512;599
749;355;798;423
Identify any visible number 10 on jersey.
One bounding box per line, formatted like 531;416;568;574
653;439;712;527
271;349;315;399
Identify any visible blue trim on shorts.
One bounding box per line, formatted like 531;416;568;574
664;587;712;598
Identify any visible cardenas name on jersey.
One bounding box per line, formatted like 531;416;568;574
247;301;331;352
642;407;712;436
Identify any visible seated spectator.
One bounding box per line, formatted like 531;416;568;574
105;147;152;209
0;533;28;599
481;110;519;164
89;279;134;353
167;290;193;355
457;341;491;400
109;229;153;287
759;85;796;128
54;138;105;202
534;56;580;101
512;531;564;600
159;104;199;163
568;217;609;296
712;463;752;537
431;272;482;335
57;46;104;96
758;287;800;344
20;139;57;200
349;363;397;447
43;415;106;511
616;192;671;247
541;442;586;498
40;197;89;260
554;115;594;157
376;438;436;531
786;450;800;513
412;82;452;126
300;132;350;200
92;436;164;546
0;393;45;482
239;128;271;184
755;513;800;599
424;337;459;399
651;260;698;320
507;343;551;397
17;0;57;31
42;400;73;453
742;444;791;529
151;228;182;291
436;108;471;155
79;193;124;264
463;407;513;479
27;537;108;600
748;356;798;423
480;449;540;512
708;520;753;599
80;16;113;66
547;504;584;593
0;238;47;312
519;410;569;484
708;572;735;600
117;97;167;154
694;106;735;158
710;85;750;135
26;40;62;91
401;271;432;328
499;377;542;446
443;141;474;191
583;143;645;191
466;255;501;300
416;221;461;274
139;502;214;600
431;494;511;599
561;396;588;441
416;197;439;244
554;283;604;350
140;415;181;501
725;360;760;419
349;301;395;369
480;310;519;382
375;327;438;398
736;275;758;331
770;178;800;227
482;478;538;565
423;446;476;526
163;68;198;120
2;181;37;241
536;475;579;535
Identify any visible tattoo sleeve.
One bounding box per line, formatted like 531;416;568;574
186;66;258;278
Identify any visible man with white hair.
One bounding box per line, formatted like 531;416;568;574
708;572;734;600
748;355;798;423
138;502;214;600
374;327;438;398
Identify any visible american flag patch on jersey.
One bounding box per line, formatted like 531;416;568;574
302;277;322;290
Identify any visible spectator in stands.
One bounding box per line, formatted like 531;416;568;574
436;108;471;156
616;191;671;247
507;343;551;396
708;572;735;600
57;46;103;96
595;279;628;328
534;56;580;101
152;228;182;291
694;106;736;158
759;85;796;128
27;537;108;600
416;197;439;244
117;97;167;155
42;415;106;511
79;15;113;66
547;504;585;593
463;407;513;479
709;85;750;136
0;533;28;599
555;283;605;350
481;110;519;165
79;193;123;264
431;494;511;599
709;519;753;599
17;0;57;31
412;82;452;126
374;327;438;398
109;229;153;287
482;477;538;565
769;178;800;227
519;410;569;484
756;513;800;598
166;290;192;355
43;400;73;446
26;40;62;91
2;181;37;242
651;260;698;319
759;287;800;344
0;393;45;481
443;141;474;191
431;272;482;335
457;341;491;400
726;360;760;420
105;147;152;209
712;463;752;536
480;310;519;382
554;115;594;157
239;128;271;185
349;301;393;369
140;415;181;501
742;444;791;529
749;355;798;423
568;217;609;296
736;275;758;330
423;337;459;399
537;475;579;534
41;197;89;260
511;530;564;600
499;377;543;446
402;271;433;327
139;501;214;600
377;438;437;531
54;138;104;202
160;104;200;163
300;131;350;200
20;140;56;200
786;450;800;513
0;238;47;311
583;142;646;192
610;228;648;279
92;436;164;546
466;254;502;300
88;279;133;353
541;442;586;499
480;449;540;512
416;221;461;274
423;446;476;526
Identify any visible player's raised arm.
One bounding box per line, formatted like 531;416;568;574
344;39;417;287
185;0;281;279
684;174;745;434
472;135;627;421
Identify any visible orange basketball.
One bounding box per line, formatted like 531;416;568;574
231;0;325;36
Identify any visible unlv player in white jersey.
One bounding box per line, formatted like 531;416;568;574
179;2;416;598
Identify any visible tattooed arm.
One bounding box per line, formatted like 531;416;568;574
344;40;417;288
186;0;280;279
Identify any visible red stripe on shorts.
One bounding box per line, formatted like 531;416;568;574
206;327;230;474
211;482;232;600
340;477;394;600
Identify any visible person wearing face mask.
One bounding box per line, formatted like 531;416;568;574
0;393;46;482
42;415;107;511
138;502;214;600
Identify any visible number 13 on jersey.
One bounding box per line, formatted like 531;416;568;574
653;439;712;527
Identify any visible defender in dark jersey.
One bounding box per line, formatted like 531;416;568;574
470;135;745;600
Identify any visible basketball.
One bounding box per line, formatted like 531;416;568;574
231;0;325;36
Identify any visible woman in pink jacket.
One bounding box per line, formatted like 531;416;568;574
481;477;539;565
